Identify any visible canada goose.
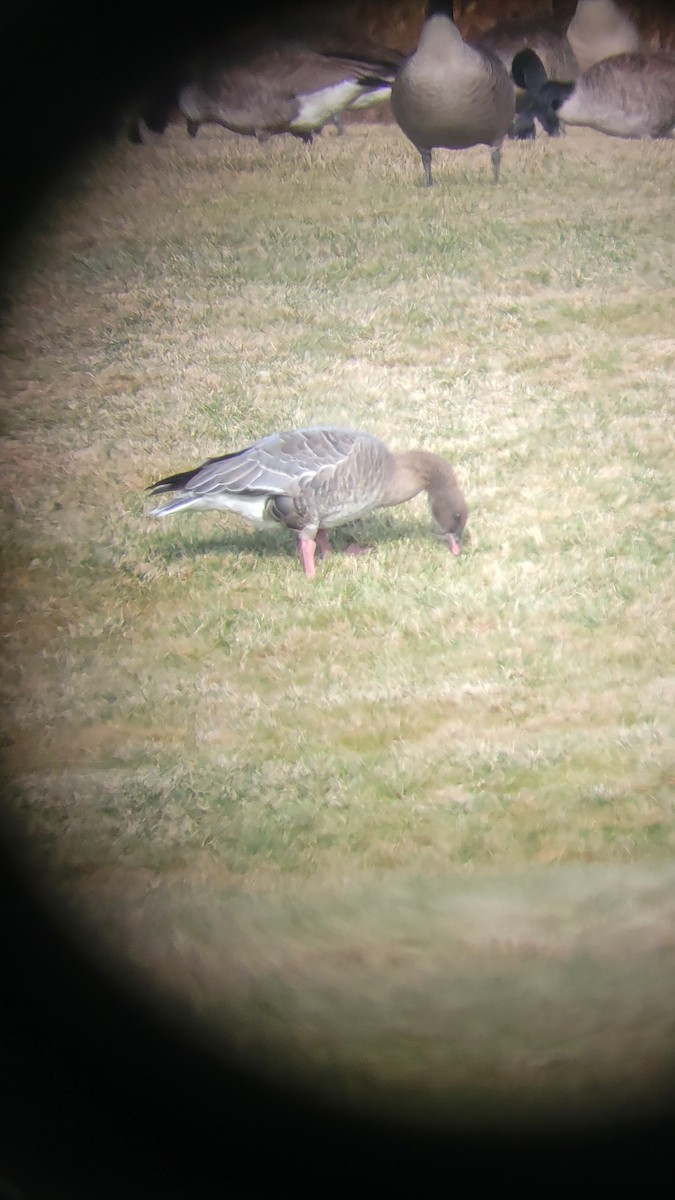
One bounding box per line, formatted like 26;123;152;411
566;0;642;75
391;0;515;186
177;43;402;144
477;15;578;92
476;14;578;137
147;427;468;578
512;47;675;140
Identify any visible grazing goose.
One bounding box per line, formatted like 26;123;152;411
176;43;402;143
566;0;642;75
512;47;675;140
476;15;578;137
147;427;468;578
510;49;563;139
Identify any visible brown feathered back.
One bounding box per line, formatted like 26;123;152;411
478;16;579;83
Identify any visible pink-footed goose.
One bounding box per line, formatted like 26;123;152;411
391;0;515;186
147;427;468;578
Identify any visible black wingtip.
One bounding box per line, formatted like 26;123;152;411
146;468;198;495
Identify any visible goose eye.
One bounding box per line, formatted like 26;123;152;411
551;97;562;112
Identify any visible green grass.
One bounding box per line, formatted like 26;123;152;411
1;122;675;1130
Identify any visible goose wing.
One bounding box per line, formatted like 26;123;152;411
153;428;374;500
199;45;398;102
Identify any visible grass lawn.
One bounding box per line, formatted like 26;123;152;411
1;119;674;1132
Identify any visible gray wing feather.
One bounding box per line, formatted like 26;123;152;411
183;428;367;498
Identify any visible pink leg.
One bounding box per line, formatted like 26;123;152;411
317;528;368;558
298;537;317;578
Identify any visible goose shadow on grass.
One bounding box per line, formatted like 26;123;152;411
153;513;467;566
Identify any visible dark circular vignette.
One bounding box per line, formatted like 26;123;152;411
1;2;675;1195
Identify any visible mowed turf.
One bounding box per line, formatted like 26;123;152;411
1;120;674;1130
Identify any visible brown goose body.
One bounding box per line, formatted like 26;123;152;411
560;51;675;138
391;2;515;186
514;48;675;140
566;0;642;75
477;15;579;97
147;427;468;578
178;43;401;143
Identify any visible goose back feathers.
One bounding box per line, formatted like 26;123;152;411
513;47;675;140
178;43;402;143
391;0;515;185
478;16;578;89
148;428;468;578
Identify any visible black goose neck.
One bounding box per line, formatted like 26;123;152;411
426;0;455;20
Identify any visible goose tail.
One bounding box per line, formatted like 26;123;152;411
146;468;202;517
146;468;199;496
147;495;201;518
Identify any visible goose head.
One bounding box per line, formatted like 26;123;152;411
385;448;469;555
430;485;469;555
511;48;574;137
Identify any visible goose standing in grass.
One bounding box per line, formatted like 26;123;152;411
499;0;643;141
175;42;402;143
566;0;642;75
512;46;675;140
390;0;515;186
147;428;468;579
475;14;578;136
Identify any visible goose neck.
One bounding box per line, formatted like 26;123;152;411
426;0;455;19
382;450;454;506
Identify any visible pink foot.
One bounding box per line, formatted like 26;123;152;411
344;542;371;557
298;538;317;578
316;529;331;559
